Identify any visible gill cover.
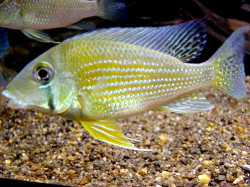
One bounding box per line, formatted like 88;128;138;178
3;49;75;114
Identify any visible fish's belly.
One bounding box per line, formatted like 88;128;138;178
22;0;97;29
66;41;212;119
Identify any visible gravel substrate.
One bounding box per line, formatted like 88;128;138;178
0;78;249;187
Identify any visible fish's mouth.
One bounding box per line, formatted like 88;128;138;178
2;90;28;109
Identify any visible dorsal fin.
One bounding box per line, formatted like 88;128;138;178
70;20;207;62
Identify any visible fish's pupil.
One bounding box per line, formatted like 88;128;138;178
0;0;5;5
37;68;49;81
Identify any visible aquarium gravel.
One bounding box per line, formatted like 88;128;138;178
0;77;249;186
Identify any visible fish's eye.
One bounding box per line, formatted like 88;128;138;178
37;68;51;81
33;62;54;83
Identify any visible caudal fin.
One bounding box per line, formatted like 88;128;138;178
208;26;250;99
98;0;127;22
0;28;9;58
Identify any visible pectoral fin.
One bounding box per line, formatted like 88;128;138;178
80;120;151;151
22;30;60;44
157;91;214;114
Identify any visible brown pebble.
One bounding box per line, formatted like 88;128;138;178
161;171;171;179
137;168;148;176
78;178;89;185
184;173;195;179
233;175;244;184
67;155;74;161
68;170;76;178
159;134;168;144
30;166;39;172
202;160;213;167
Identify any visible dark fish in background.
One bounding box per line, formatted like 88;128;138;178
0;0;127;55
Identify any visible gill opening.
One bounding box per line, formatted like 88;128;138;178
39;82;55;111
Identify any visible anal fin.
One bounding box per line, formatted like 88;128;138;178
157;91;214;114
80;120;151;151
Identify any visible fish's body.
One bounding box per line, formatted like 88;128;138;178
61;40;212;120
2;21;249;150
0;0;98;30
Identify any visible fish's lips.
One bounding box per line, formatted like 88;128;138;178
2;90;27;109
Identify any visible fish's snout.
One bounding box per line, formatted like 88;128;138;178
2;89;14;100
2;89;27;109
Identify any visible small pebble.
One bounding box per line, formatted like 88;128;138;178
198;174;211;184
184;173;195;179
237;126;243;132
5;160;11;165
233;175;244;184
218;175;225;181
221;141;228;150
202;160;212;167
242;165;250;172
67;155;74;161
68;170;76;178
158;134;168;144
241;134;248;140
137;168;148;176
180;158;188;165
161;171;171;179
120;169;129;174
210;182;217;186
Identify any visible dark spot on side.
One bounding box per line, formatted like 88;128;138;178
48;97;55;111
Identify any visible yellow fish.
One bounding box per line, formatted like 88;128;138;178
2;21;249;151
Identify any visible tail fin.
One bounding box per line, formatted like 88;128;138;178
97;0;127;22
0;28;9;58
208;26;250;99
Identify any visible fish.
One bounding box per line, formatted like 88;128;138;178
0;0;127;56
2;21;249;151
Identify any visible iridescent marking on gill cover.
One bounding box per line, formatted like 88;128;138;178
2;21;249;151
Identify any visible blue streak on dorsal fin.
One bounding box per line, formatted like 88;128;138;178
68;20;207;62
0;28;9;58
